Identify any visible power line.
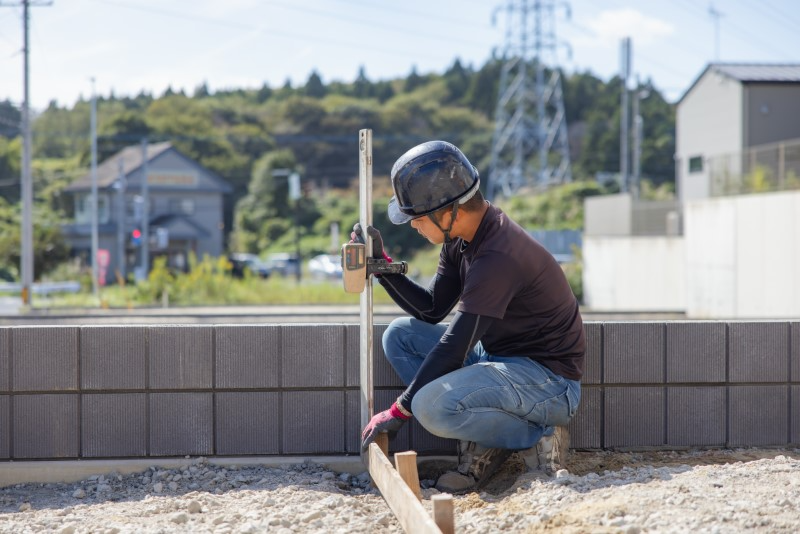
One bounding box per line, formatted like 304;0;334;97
88;0;484;68
671;0;792;61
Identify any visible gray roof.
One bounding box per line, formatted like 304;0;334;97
712;63;800;83
66;142;173;190
678;63;800;104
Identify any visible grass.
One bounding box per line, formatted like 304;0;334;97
15;247;442;310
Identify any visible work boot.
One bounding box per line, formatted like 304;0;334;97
436;441;513;493
519;426;570;476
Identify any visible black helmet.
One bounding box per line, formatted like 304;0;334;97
387;140;480;225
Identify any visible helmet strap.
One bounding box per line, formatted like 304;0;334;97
428;203;460;244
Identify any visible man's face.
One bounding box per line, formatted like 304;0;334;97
410;212;448;245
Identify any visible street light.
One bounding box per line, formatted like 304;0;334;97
272;169;302;282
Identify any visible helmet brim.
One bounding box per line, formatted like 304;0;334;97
388;196;414;225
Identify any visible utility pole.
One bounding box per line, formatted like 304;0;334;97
90;78;99;301
708;3;723;61
620;37;631;194
632;78;649;200
115;158;127;280
140;138;149;280
0;0;52;305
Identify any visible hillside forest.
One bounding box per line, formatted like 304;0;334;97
0;58;676;282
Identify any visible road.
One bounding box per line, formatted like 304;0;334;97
0;299;684;325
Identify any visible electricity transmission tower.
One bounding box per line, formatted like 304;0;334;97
487;0;572;201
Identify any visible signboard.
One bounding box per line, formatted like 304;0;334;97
97;249;110;286
147;172;197;187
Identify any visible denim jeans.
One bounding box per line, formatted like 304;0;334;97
383;317;581;450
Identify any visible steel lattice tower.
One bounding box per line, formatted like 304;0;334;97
487;0;572;201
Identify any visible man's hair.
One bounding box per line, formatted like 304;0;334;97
431;189;485;221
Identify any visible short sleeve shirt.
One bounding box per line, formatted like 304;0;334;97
438;204;585;379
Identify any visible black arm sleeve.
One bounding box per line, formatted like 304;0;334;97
396;311;494;413
378;272;461;324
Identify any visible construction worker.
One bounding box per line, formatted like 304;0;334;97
356;140;585;492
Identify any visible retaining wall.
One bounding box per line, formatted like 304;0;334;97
1;321;798;460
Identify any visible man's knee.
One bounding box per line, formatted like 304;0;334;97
381;317;410;358
411;381;456;430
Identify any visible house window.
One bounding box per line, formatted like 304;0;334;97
688;156;703;173
74;193;111;224
168;198;195;215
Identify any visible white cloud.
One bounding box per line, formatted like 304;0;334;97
584;8;673;47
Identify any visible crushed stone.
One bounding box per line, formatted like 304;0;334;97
0;448;798;533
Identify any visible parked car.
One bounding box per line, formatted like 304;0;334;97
308;254;343;280
227;253;271;279
264;252;301;277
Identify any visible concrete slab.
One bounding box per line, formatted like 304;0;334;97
0;329;8;391
12;326;78;391
729;385;788;446
282;325;345;387
582;322;602;384
0;455;381;488
729;322;790;383
215;392;281;455
604;323;664;384
149;325;213;389
81;326;146;390
215;325;281;388
666;323;726;383
569;386;602;449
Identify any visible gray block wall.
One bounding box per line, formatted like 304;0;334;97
0;321;798;460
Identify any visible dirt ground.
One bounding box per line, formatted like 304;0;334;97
418;446;800;511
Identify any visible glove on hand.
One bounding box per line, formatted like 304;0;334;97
351;223;393;262
360;402;410;452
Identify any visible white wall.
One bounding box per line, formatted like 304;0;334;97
584;194;632;236
685;191;800;318
677;68;743;204
583;237;686;312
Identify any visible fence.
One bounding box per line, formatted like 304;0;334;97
1;321;798;460
708;137;800;197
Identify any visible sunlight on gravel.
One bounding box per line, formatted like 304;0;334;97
1;448;799;533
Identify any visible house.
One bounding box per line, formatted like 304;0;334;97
582;63;800;318
62;142;232;282
676;63;800;204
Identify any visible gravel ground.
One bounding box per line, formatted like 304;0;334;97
1;448;799;533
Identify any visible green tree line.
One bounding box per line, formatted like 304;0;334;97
0;58;676;280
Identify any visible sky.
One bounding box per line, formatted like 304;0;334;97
0;0;799;112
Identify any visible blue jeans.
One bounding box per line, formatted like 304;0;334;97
383;317;581;450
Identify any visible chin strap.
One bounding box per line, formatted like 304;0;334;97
427;203;460;244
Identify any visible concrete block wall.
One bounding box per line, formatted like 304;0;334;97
0;321;798;460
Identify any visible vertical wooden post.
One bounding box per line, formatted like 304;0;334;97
394;451;422;500
359;129;374;451
431;494;455;534
375;432;389;459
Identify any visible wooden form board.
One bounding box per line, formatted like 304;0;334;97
368;443;443;534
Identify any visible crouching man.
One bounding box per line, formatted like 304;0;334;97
357;140;585;492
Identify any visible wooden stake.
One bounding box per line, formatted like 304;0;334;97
375;432;389;458
368;443;442;534
394;451;422;500
432;494;455;534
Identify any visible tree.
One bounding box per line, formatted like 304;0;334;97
353;66;372;99
0;197;70;280
443;58;471;104
463;59;501;117
231;149;297;252
0;100;20;138
0;136;21;203
304;70;327;99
